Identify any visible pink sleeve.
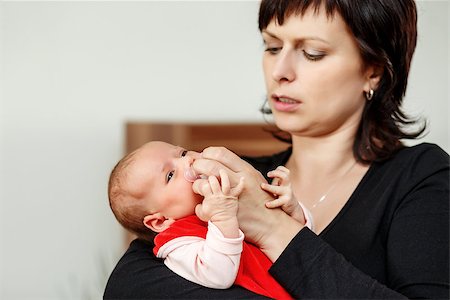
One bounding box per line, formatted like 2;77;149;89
299;201;315;231
156;221;244;289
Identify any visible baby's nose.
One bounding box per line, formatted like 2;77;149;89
183;154;195;165
186;150;201;160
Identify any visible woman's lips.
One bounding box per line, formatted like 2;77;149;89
272;95;301;112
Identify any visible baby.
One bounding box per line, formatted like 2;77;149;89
108;141;312;298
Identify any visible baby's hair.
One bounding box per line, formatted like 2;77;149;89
108;149;156;241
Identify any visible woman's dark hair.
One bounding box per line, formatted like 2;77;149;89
259;0;426;163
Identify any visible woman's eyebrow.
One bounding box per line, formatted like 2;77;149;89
262;29;330;45
261;30;279;39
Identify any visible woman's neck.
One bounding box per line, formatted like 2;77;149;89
286;132;357;180
285;130;370;233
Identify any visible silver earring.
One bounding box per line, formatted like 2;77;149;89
365;89;374;101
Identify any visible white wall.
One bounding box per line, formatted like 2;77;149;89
0;1;448;299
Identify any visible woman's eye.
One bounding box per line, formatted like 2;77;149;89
181;150;187;157
302;50;324;61
166;171;174;183
265;47;281;55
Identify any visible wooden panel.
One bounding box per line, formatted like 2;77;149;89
125;122;289;156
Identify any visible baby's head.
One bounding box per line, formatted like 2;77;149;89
108;141;203;240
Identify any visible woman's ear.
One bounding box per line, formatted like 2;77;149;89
143;213;175;233
364;65;382;93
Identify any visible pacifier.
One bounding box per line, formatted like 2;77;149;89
184;166;201;183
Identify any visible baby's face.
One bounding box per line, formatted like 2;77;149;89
126;141;203;220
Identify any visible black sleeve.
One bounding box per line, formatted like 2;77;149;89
103;239;268;299
269;145;449;299
270;229;406;299
385;146;449;298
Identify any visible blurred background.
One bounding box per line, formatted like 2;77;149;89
0;1;448;299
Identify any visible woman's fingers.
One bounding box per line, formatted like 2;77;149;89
193;150;267;187
192;157;232;178
201;146;252;173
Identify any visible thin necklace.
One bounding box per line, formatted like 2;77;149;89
310;160;358;210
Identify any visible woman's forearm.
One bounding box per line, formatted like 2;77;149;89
269;229;406;299
252;209;304;262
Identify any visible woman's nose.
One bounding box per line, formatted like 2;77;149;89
272;50;295;83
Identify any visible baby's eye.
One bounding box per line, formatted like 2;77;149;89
181;150;187;157
166;171;174;183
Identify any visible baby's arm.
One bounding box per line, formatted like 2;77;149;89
156;170;246;289
194;169;244;238
157;222;244;289
261;166;308;225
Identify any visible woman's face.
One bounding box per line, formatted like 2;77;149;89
262;7;373;138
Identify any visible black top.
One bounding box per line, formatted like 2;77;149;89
104;143;449;299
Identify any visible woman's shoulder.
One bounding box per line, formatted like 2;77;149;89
399;142;448;156
115;238;160;271
103;238;163;298
368;142;449;191
389;142;449;169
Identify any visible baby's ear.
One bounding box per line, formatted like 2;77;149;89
143;213;174;233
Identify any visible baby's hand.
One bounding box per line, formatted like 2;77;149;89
194;170;244;238
261;166;306;225
194;170;244;223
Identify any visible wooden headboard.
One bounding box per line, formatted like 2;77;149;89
125;122;290;156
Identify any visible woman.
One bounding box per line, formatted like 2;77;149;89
104;0;449;298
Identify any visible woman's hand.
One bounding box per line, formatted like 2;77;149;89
192;147;304;261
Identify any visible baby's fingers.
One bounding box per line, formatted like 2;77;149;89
261;182;286;196
231;177;245;197
271;177;280;186
275;165;290;173
193;178;212;196
267;167;290;184
208;175;222;194
195;203;208;222
218;169;230;194
265;198;285;209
